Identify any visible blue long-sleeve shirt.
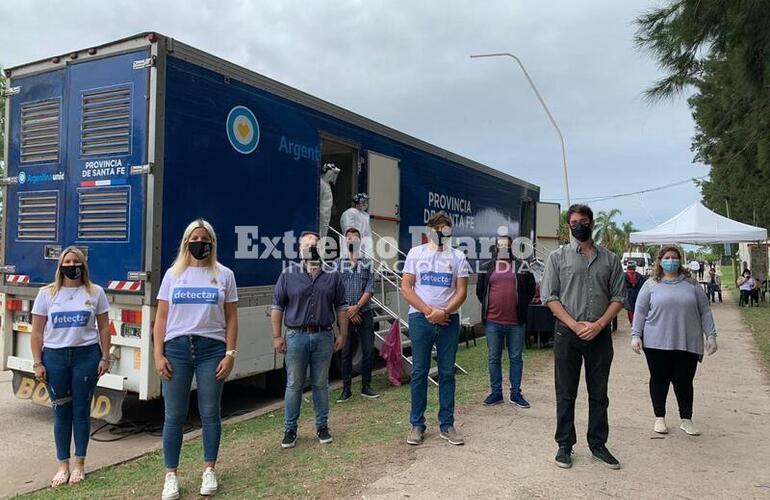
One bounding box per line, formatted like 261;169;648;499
272;262;348;329
631;276;717;356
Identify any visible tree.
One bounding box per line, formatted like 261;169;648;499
618;221;638;252
593;209;622;252
636;2;770;232
635;0;770;101
557;210;570;244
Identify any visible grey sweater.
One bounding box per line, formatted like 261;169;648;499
631;276;717;356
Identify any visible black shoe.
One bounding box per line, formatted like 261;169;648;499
281;429;297;449
317;427;333;444
555;445;573;468
336;386;352;403
590;445;621;469
361;385;380;399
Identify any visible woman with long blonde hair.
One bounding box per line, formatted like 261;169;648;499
154;219;239;500
30;247;111;487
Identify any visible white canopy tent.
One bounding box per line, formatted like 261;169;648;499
629;202;767;245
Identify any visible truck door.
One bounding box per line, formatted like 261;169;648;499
4;69;67;284
62;51;149;285
367;151;400;263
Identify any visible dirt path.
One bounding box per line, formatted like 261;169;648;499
357;299;770;499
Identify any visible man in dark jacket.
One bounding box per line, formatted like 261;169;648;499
624;261;646;324
475;236;536;408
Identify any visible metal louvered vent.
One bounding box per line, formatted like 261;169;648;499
17;192;59;241
78;187;130;241
21;99;61;164
80;86;132;156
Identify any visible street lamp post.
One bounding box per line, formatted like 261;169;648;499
470;52;571;207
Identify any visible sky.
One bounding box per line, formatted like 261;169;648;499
0;0;709;231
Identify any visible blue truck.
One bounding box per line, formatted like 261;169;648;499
1;33;544;422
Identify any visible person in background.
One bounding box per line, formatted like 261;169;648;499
340;193;373;257
30;247;111;488
688;259;700;278
336;227;379;402
738;269;756;307
475;235;536;408
272;231;348;449
401;211;470;446
697;260;705;281
631;245;717;436
541;204;626;470
624;261;646;325
154;219;239;500
707;266;722;303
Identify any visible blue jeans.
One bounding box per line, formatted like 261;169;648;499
43;343;101;462
485;320;526;395
409;313;460;431
162;335;225;468
284;329;334;432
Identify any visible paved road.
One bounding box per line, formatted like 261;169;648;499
359;298;770;499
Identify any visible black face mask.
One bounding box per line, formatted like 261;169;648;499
430;227;452;247
188;241;213;260
301;245;321;261
61;265;82;280
570;222;592;242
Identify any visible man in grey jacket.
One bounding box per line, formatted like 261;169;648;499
541;204;626;470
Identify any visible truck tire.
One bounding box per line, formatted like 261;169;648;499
265;366;287;397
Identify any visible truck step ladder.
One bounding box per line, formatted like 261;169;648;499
326;226;467;386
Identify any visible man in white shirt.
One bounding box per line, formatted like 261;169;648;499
400;211;469;446
688;260;701;275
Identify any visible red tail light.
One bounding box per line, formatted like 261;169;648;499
6;299;22;311
121;309;142;324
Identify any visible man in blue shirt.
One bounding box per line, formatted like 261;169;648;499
271;231;348;449
336;227;378;402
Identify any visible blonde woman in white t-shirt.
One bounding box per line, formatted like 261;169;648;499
154;219;239;500
30;247;111;488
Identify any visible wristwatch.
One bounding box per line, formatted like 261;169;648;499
225;350;238;359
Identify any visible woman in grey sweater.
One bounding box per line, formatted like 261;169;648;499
631;246;717;436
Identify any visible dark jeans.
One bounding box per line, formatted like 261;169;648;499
409;312;460;431
554;326;613;448
643;348;699;419
341;309;375;387
708;284;722;303
43;343;101;462
485;320;526;395
162;335;226;468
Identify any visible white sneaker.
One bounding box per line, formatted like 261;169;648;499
654;417;668;434
200;467;218;496
680;419;701;436
161;473;180;500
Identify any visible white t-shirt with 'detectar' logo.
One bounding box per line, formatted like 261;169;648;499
157;265;239;343
402;243;470;314
32;285;111;349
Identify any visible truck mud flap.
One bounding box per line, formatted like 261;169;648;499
11;370;126;424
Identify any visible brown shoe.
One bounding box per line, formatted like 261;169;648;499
406;426;425;445
439;425;465;445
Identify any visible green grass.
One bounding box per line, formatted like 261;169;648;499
17;341;550;499
722;262;770;371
